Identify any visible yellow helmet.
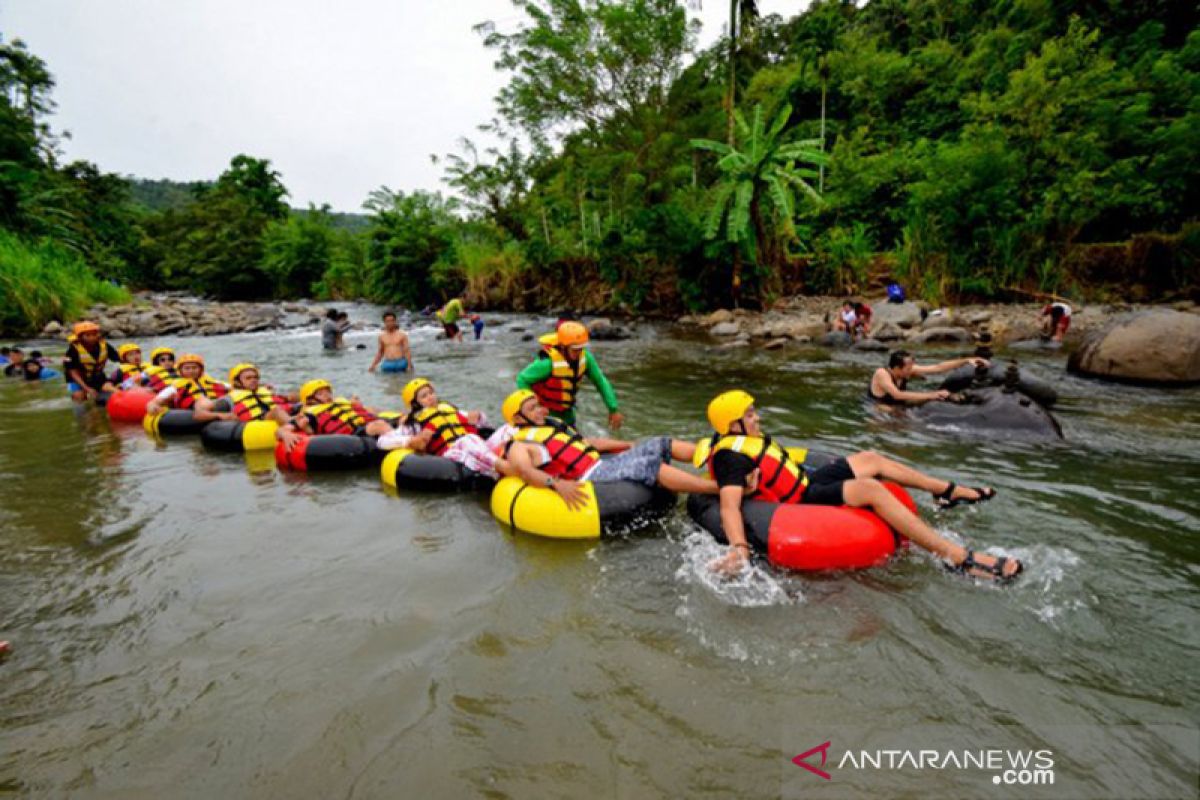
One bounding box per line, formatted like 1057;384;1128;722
299;379;331;405
707;390;755;434
72;321;100;336
117;343;141;361
402;378;432;408
176;353;205;371
557;321;589;348
149;347;175;364
503;389;538;425
228;362;258;386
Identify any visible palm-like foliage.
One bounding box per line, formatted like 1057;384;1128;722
693;103;827;299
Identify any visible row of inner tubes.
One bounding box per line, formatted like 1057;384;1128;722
106;387;917;568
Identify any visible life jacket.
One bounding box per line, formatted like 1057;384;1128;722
531;334;588;413
705;434;808;504
68;338;110;381
411;402;475;456
169;375;225;410
507;420;601;481
305;398;375;435
117;363;145;383
231;388;288;421
142;365;177;392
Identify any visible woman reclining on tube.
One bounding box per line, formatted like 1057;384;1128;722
375;378;515;479
193;363;295;426
144;354;230;422
499;389;725;510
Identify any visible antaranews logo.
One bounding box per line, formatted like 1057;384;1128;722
791;740;1055;786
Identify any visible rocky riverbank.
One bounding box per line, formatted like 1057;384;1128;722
38;294;330;339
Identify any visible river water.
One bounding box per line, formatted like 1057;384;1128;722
2;310;1197;799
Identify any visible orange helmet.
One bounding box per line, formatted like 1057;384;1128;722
73;321;100;336
557;321;589;348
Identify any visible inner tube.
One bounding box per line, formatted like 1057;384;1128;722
200;419;280;452
939;364;1058;406
106;389;154;423
911;386;1063;439
275;434;382;472
490;476;676;539
686;482;916;571
144;409;207;437
380;449;496;493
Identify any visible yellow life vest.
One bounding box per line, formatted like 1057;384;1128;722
531;333;588;413
231;388;280;421
168;375;223;410
142;364;177;392
708;434;808;504
305;398;370;434
509;420;601;480
69;338;110;381
412;402;472;456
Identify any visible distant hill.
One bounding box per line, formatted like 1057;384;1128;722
125;176;371;231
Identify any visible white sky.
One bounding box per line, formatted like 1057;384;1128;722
1;0;803;212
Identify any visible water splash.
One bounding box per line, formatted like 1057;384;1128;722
674;529;799;608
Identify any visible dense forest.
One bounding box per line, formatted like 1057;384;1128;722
1;0;1196;332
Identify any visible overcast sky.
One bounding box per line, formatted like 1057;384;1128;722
2;0;803;212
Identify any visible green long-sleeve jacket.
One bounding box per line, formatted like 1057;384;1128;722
516;351;619;425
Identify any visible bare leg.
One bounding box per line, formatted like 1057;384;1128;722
846;451;992;503
365;419;394;437
655;464;718;494
842;478;1020;579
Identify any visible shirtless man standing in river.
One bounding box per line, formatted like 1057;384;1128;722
368;310;414;374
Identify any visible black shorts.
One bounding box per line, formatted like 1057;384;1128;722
443;322;460;338
799;457;856;507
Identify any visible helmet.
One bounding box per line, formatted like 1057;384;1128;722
557;321;589;348
299;379;331;405
707;390;755;434
502;389;538;425
228;362;258;386
176;353;205;371
117;343;141;361
149;347;175;364
402;378;432;408
73;321;100;336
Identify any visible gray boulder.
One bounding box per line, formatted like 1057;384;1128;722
1068;309;1200;385
872;301;924;329
853;338;888;351
911;327;973;344
819;331;853;348
710;321;741;337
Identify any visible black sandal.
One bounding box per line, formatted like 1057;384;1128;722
934;481;997;509
949;550;1024;584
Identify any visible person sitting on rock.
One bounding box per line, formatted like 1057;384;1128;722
832;300;857;334
62;322;120;402
110;344;146;389
702;389;1020;582
499;389;720;511
852;301;873;338
869;350;990;406
141;348;178;392
1041;302;1072;342
376;378;514;479
276;379;396;449
194;363;294;425
515;320;624;431
145;353;231;420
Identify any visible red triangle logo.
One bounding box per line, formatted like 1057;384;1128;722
792;741;832;780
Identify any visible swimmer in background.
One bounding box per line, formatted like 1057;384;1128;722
368;310;414;374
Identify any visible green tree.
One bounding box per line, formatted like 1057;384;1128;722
363;188;459;307
693;103;826;304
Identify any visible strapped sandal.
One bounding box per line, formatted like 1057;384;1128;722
948;550;1024;584
934;481;997;509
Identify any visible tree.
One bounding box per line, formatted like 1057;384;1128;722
363;188;459;307
693;103;826;304
725;0;759;145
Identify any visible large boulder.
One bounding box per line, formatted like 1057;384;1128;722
872;322;905;342
910;327;973;344
853;338;888;351
1068;309;1200;385
818;331;853;348
703;309;734;326
871;301;924;329
587;317;631;340
710;321;741;337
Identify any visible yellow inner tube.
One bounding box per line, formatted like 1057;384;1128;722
490;476;601;539
379;448;414;489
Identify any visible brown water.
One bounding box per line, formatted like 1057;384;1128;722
2;310;1197;798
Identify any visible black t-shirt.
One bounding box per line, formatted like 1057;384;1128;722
63;342;119;385
712;449;757;489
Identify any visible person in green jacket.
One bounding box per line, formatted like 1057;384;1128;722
436;297;466;342
515;320;624;430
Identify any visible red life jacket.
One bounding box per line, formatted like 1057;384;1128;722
508;420;601;480
411;402;476;455
169;376;224;410
143;365;177;392
705;434;808;504
305;399;376;435
231;388;290;421
530;335;587;414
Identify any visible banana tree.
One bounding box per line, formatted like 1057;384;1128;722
693;103;827;305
